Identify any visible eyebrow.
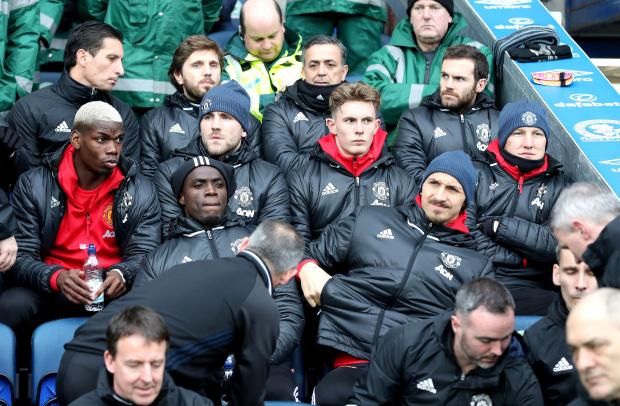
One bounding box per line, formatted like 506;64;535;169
308;58;337;64
250;30;279;40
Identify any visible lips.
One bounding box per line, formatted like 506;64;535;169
104;160;118;169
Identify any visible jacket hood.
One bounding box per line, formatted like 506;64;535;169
94;366;178;405
403;199;475;243
166;214;242;239
225;29;302;61
423;89;497;111
165;91;200;117
389;12;467;49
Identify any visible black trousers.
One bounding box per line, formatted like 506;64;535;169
312;365;368;406
0;286;90;365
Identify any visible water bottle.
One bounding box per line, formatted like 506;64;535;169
84;244;104;312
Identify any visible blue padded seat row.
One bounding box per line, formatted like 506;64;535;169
31;317;89;406
0;323;16;406
515;315;543;335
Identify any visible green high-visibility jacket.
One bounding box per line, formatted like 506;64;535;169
80;0;222;109
0;0;40;112
363;13;495;129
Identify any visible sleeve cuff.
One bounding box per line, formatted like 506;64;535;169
109;268;126;285
50;269;66;292
296;259;318;281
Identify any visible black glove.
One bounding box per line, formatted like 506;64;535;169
478;217;500;238
0;125;22;152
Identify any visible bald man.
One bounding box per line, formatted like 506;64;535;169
566;288;620;404
222;0;303;121
0;101;160;364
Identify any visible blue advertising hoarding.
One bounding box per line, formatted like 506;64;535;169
466;0;620;194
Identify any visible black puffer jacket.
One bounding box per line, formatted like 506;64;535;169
0;189;16;240
288;135;415;244
8;71;140;176
135;215;304;364
471;140;571;286
7;146;161;292
140;92;263;178
524;296;580;405
261;79;330;174
70;368;214;406
350;312;544;405
154;137;290;238
583;214;620;289
393;91;499;184
306;203;493;360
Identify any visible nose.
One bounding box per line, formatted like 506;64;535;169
115;59;124;77
422;6;432;19
489;341;503;358
317;63;328;76
354;120;364;134
574;348;596;374
211;114;222;129
205;182;217;195
576;270;588;291
434;185;446;200
522;133;535;148
139;364;154;384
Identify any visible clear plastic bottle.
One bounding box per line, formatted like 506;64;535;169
84;243;104;312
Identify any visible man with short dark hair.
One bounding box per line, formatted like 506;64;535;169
223;0;303;121
7;21;140;176
566;288;620;405
287;82;414;244
57;220;304;405
140;36;224;178
363;0;494;137
69;306;213;405
394;44;499;183
298;150;493;404
137;157;303;401
524;247;598;405
262;35;349;174
155;81;289;238
551;183;620;289
0;101;160;363
351;278;543;404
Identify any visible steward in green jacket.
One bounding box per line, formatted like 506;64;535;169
223;0;302;122
0;0;40;113
363;0;494;141
80;0;222;109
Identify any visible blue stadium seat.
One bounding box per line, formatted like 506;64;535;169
0;323;16;406
31;317;88;406
515;315;543;335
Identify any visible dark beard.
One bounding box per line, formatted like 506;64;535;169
440;87;477;114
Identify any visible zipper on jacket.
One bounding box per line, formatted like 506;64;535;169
354;176;360;207
206;229;220;258
459;114;472;156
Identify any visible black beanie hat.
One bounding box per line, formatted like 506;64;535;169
420;151;476;207
407;0;454;17
171;156;236;201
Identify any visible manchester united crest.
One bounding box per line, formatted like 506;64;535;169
470;394;492;406
372;182;390;201
476;124;491;144
521;111;538;126
441;252;462;269
233;187;254;208
102;203;114;227
230;238;245;255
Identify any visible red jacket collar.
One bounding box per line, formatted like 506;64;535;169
318;129;388;177
415;195;470;234
487;139;549;183
57;144;125;209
